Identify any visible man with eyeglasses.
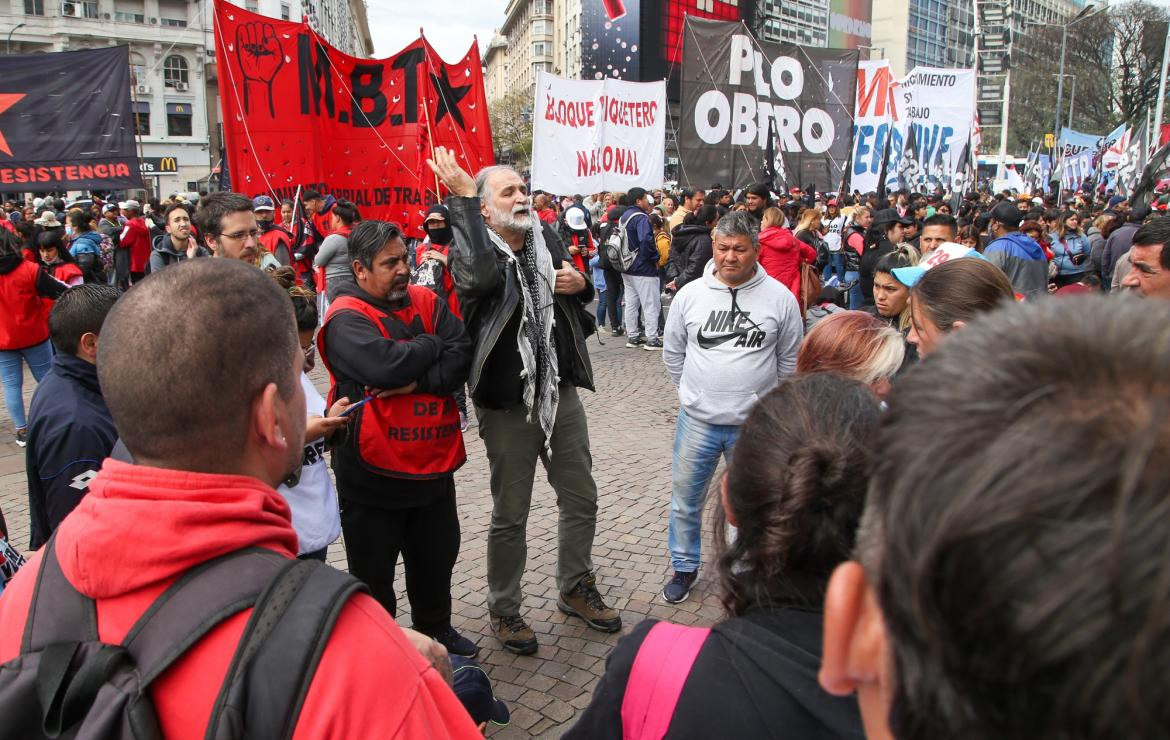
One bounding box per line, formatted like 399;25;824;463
194;192;263;263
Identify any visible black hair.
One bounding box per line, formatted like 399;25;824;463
874;245;918;275
97;259;298;469
1133;217;1170;269
164;202;192;223
682;187;700;200
921;213;957;234
627;187;647;203
861;295;1170;739
684;205;719;227
69;210;94;231
270;266;318;331
348;220;404;270
36;230;74;262
716;374;881;616
49;284;120;355
194;191;253;238
331;199;360;226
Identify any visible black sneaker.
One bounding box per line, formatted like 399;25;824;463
490;613;538;655
662;571;698;604
611;327;625;337
625;336;645;348
429;625;479;658
644;338;663;350
14;428;27;448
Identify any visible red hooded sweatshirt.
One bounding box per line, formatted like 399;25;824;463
758;225;817;300
0;460;479;739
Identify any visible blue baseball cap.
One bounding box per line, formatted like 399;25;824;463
451;656;510;727
891;243;989;288
252;195;275;211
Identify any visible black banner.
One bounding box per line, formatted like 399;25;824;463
0;46;141;192
679;17;857;190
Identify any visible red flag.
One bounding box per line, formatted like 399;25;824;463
213;0;494;235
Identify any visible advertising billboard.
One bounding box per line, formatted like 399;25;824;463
828;0;873;50
581;0;643;81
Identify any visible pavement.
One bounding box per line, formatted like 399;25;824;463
0;321;727;738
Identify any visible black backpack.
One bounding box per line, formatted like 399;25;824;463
0;540;365;739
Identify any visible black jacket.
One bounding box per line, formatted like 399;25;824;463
446;196;595;410
859;237;895;307
565;606;864;740
322;281;472;506
667;224;712;289
25;353;117;549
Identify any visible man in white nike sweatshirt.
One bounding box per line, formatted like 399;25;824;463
659;210;803;604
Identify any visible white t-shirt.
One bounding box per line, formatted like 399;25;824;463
277;373;342;554
824;215;849;252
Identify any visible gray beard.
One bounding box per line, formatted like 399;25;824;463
488;202;533;234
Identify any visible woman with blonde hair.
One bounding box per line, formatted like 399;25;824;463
759;206;816;301
797;310;905;397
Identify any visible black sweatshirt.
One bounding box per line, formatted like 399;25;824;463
566;605;864;740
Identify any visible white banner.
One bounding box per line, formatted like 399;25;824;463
891;67;976;191
849;59;896;194
531;71;666;194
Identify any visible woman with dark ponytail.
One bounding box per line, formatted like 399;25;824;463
567;373;877;740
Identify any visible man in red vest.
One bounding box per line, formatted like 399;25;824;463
317;220;478;659
0;258;480;737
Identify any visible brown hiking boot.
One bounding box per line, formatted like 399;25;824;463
490;613;538;655
557;573;622;633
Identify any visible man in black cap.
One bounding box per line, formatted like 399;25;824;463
745;183;772;221
984;201;1047;298
859;208;912;307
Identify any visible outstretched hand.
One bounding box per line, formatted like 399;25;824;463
426;146;477;199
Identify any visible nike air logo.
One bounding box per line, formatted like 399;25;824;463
696;330;743;349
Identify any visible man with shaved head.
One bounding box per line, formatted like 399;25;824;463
0;259;479;737
429;147;621;656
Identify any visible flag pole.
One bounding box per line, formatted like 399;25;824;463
419;27;442;199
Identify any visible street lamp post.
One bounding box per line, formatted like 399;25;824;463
1053;5;1101;147
6;23;26;54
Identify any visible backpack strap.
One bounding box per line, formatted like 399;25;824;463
22;537;98;652
620;622;711;740
121;548;288;687
204;559;367;740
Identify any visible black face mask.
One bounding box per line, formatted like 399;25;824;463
426;224;453;245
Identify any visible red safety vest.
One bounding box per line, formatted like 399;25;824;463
318;288;465;479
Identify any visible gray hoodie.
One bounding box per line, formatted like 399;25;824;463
663;260;802;426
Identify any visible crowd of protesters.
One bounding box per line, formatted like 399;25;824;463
0;152;1168;738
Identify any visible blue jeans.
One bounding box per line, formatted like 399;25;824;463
823;252;846;283
668;407;740;573
0;339;53;430
844;270;863;309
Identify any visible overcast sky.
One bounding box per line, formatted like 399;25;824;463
366;1;508;60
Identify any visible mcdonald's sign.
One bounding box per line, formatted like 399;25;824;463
140;156;179;175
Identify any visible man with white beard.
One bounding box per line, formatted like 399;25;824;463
427;148;621;657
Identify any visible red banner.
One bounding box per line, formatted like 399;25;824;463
213;0;494;234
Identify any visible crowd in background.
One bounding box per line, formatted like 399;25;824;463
0;162;1168;738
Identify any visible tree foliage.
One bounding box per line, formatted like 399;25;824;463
1008;0;1169;152
489;90;534;170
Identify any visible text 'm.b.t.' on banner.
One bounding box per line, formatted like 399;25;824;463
530;71;666;194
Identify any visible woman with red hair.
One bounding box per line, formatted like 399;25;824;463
797;310;905;397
